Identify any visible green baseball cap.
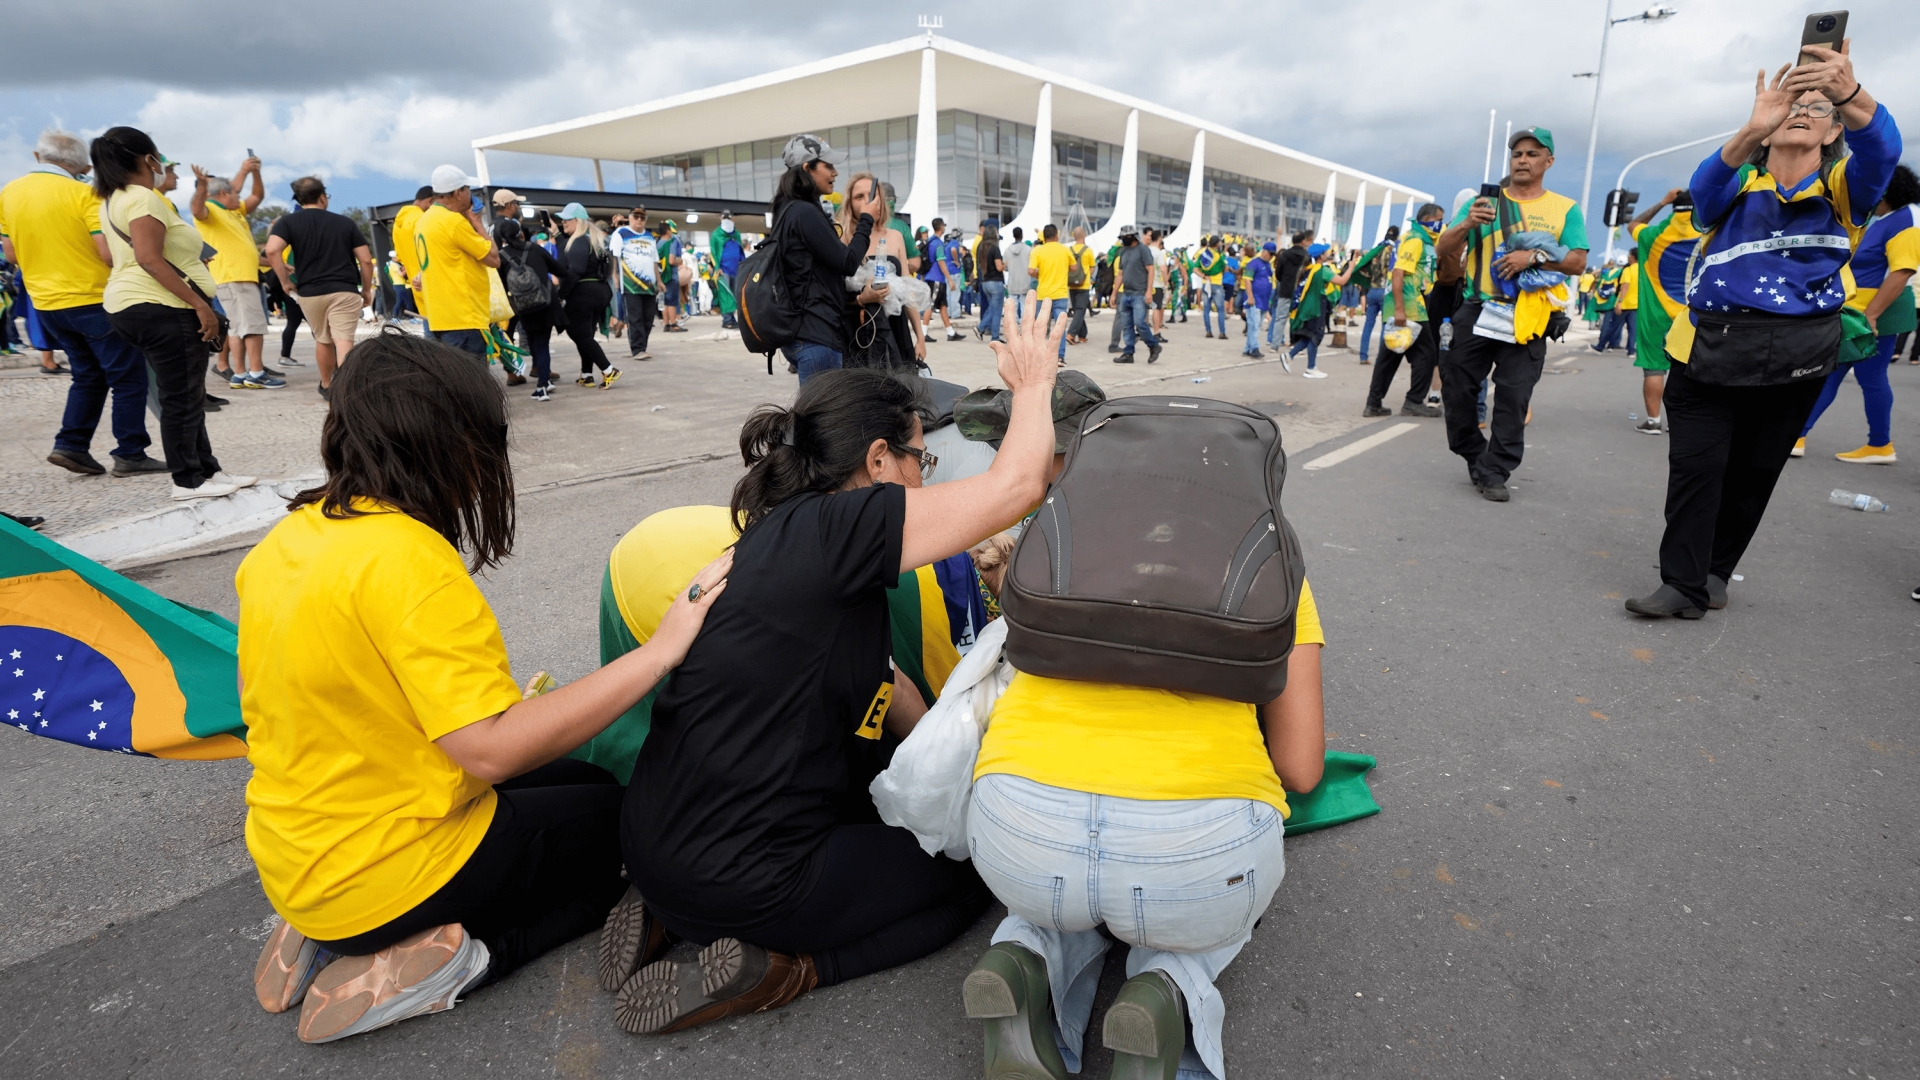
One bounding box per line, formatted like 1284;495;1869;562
954;370;1107;452
1509;126;1555;154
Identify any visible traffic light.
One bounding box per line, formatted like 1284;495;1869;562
1603;189;1640;228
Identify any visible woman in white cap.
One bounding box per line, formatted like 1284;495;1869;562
555;202;620;389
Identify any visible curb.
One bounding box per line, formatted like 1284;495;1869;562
50;475;321;568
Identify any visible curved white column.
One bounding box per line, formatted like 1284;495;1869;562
1348;181;1368;250
1086;109;1140;250
472;148;491;187
898;48;942;230
1163;130;1207;251
1005;83;1053;242
1314;170;1339;246
1374;186;1394;245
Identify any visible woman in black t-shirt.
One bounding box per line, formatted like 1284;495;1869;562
606;297;1065;1036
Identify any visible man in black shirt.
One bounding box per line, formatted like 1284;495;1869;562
264;177;373;392
1270;229;1312;351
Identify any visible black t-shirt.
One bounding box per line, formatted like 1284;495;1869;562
622;483;907;930
976;242;1004;283
267;207;366;297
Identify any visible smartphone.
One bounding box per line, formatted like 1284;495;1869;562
1799;10;1847;67
1479;182;1504;200
246;147;255;158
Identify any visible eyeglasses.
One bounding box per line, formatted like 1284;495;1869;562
1787;102;1836;118
895;444;938;478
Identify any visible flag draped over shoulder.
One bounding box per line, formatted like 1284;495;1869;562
0;517;245;759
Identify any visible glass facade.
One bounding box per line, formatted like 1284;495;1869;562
629;108;1353;243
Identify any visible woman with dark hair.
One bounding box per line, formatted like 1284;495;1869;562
770;133;879;384
604;292;1057;1036
237;330;729;1043
495;218;573;401
1627;42;1902;618
1793;162;1919;463
554;203;619;388
90;126;248;499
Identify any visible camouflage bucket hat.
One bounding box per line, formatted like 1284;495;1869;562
954;370;1107;452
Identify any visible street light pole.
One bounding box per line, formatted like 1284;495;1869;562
1578;4;1679;225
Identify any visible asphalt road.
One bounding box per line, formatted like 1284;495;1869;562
2;332;1916;1079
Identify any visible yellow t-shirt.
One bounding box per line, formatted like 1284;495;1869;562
414;204;493;330
1618;264;1639;310
196;200;258;284
237;503;523;940
975;580;1326;817
101;187;218;314
0;168;108;310
392;203;426;309
1069;242;1096;288
1029;241;1071;300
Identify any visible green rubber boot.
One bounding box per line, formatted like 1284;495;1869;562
962;942;1067;1080
1102;969;1185;1080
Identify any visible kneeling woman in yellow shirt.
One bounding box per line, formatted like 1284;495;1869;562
965;585;1326;1080
237;331;728;1044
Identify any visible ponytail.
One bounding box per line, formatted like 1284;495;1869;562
729;369;928;533
89;125;159;199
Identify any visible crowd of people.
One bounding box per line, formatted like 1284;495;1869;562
0;33;1912;1080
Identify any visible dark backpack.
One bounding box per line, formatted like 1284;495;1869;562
1093;256;1114;296
1067;244;1088;289
736;205;801;368
999;396;1304;703
500;247;552;314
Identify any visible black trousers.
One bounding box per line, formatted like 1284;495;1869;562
657;823;992;989
1366;315;1439;410
520;306;555;387
624;292;657;355
105;304;220;487
315;759;625;987
563;280;612;374
1068;289;1090;339
1656;362;1823;609
1439;302;1545;485
279;298;303;359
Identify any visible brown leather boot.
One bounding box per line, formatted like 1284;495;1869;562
615;937;818;1035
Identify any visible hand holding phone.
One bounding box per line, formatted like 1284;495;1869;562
1797;10;1847;68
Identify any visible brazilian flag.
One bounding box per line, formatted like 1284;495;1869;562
0;517;245;759
889;553;992;707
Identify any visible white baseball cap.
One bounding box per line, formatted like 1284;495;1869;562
430;164;478;195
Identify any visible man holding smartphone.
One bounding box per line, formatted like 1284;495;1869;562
1435;126;1589;502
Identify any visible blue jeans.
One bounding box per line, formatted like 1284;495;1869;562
42;303;152;459
793;341;843;385
1045;297;1070;359
1201;283;1226;335
979;280;1007;341
1359;288;1385;360
1802;333;1895;445
1244;295;1272;354
1267;298;1290;347
429;327;488;359
1118;293;1158;354
1596;310;1626;351
969;773;1286;1080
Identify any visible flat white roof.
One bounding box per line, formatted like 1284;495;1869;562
475;35;1431;206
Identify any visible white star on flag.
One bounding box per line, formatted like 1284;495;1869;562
1773;295;1786;304
97;721;106;730
38;720;46;728
87;731;96;741
1715;279;1726;287
55;655;63;661
7;650;17;659
1754;287;1763;294
32;688;44;701
16;724;24;732
1771;230;1785;238
11;669;20;677
5;710;14;720
90;700;103;712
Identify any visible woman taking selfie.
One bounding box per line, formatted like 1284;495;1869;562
837;171;916;372
604;291;1054;1035
1627;40;1901;618
90;126;247;500
239;331;727;1044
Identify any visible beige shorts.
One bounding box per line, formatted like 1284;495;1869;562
215;281;269;337
295;291;364;347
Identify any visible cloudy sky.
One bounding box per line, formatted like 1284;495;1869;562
4;0;1913;247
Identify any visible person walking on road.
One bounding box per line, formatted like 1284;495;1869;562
1111;224;1161;365
1287;244;1359;378
415;165;503;365
611;207;660;360
265;177;374;398
773;133;877;385
91;126;253;500
1626;43;1901;618
1;129;165;479
555;203;619;389
1364;204;1447;417
1241;242;1277;358
1270;230;1312;352
710;211;745;329
1435;126;1590;502
1066;226;1094;343
1002;227;1031;326
1625;189;1701;435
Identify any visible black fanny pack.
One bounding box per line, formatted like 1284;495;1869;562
1687;309;1840;387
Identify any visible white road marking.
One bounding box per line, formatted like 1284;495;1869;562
1303;422;1419;471
1553;356;1577;366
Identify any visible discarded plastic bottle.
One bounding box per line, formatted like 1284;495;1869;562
1191;376;1212;383
1627;411;1639;421
1830;489;1888;512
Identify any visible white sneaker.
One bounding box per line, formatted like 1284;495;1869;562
1302;369;1329;379
172;480;241;501
211;471;258;488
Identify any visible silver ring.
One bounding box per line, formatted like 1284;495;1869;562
688;583;704;602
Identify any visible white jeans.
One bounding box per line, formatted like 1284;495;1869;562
968;773;1286;1080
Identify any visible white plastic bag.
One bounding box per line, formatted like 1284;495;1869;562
869;618;1013;860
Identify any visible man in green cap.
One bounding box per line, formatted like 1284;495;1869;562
1434;124;1589;503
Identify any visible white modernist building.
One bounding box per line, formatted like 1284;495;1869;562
474;33;1432;252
